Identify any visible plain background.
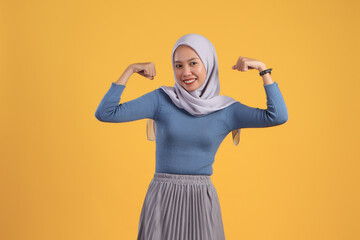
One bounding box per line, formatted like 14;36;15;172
1;0;359;239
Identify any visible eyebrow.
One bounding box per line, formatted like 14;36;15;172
174;57;199;63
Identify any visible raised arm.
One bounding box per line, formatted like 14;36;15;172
227;57;288;131
94;63;160;122
226;82;288;131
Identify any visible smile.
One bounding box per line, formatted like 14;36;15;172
183;78;197;85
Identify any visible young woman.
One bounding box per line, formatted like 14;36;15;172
95;33;288;240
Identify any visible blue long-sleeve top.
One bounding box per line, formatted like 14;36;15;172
95;82;288;175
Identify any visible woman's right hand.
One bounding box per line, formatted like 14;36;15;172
130;62;156;80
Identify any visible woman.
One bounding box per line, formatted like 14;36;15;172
95;33;288;240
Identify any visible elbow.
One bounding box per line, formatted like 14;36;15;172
95;110;105;122
95;109;124;123
95;104;104;121
278;116;288;125
94;106;113;122
275;112;288;125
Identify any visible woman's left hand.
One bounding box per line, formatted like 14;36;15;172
232;57;266;72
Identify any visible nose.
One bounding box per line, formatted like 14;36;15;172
182;65;192;77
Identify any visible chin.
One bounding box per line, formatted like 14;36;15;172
183;85;199;92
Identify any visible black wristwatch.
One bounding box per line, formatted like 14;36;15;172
259;68;272;76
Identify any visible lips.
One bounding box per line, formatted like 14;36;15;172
183;78;197;85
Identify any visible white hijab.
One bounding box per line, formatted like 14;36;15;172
146;33;241;145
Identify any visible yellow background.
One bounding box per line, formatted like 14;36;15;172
1;0;359;239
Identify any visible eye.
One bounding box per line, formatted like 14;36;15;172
175;62;197;68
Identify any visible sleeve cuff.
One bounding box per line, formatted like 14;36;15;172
263;81;277;87
107;82;126;97
112;82;126;88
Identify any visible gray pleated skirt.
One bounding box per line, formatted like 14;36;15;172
137;172;225;240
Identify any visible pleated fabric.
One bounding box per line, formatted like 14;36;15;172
137;172;225;240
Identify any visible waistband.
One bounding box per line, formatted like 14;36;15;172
153;172;212;185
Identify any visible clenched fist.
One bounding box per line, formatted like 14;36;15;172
130;62;156;80
232;57;266;72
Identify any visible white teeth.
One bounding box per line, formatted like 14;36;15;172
184;78;196;83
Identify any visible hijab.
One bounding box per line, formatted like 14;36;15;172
146;33;241;145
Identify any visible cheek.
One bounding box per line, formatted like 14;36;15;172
198;68;206;81
193;67;201;75
175;72;183;84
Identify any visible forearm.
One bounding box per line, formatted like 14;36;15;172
114;65;134;86
258;64;274;86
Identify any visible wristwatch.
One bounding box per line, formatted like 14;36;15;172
259;68;272;76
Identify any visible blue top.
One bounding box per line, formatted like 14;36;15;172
95;82;288;175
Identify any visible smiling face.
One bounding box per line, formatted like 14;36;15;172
173;45;207;92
